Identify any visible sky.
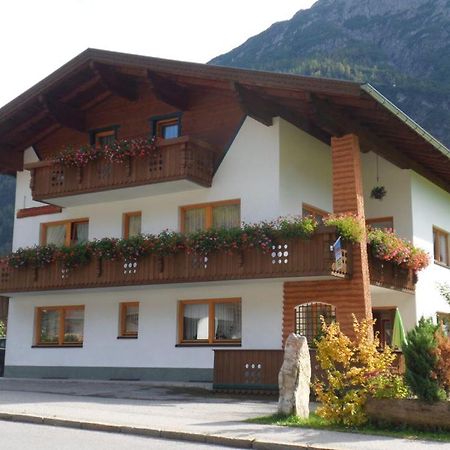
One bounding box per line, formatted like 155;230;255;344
0;0;316;108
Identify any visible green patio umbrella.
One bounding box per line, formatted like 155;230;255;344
391;308;406;350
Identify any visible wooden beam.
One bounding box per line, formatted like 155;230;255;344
0;144;23;171
233;83;273;126
311;97;450;193
147;70;189;110
39;95;86;132
90;62;138;101
233;83;331;144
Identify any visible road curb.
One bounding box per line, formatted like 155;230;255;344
0;411;329;450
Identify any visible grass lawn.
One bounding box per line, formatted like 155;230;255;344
247;412;450;442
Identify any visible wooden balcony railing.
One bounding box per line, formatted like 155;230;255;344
213;349;405;392
368;253;416;293
26;136;216;203
0;229;350;294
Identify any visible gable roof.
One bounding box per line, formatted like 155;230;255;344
0;48;449;192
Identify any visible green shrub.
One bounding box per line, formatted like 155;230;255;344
403;318;446;402
323;213;364;243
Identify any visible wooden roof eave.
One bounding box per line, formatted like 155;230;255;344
0;48;448;190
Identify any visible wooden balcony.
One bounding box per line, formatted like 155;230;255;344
368;253;416;293
0;229;350;294
26;136;216;207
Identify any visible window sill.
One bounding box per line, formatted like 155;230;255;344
32;344;83;348
176;342;241;348
117;336;138;339
434;261;450;270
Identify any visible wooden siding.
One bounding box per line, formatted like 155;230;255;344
28;136;215;202
368;254;416;293
35;84;244;161
0;230;350;294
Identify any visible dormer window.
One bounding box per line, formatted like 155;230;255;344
90;127;118;148
152;114;181;139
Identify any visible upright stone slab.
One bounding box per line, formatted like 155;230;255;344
278;333;311;417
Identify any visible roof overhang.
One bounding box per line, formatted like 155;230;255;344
0;48;449;192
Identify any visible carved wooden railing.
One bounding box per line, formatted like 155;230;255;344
26;136;216;202
0;229;350;294
368;252;416;293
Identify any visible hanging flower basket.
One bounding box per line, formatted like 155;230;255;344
370;185;387;200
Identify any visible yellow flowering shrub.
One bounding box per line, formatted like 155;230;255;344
314;315;405;426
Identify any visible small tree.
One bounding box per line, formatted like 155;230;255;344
403;318;446;402
314;316;405;426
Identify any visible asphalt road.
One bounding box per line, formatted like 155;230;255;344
0;420;245;450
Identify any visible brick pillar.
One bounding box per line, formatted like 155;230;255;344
283;134;372;341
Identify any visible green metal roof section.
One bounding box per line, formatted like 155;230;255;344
361;83;450;159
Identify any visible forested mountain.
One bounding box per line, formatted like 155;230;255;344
1;0;449;254
211;0;450;147
0;175;15;256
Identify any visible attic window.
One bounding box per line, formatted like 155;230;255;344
152;114;181;139
91;127;118;148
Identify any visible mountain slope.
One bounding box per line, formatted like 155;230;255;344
210;0;450;146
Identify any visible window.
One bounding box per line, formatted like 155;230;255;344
302;203;329;225
178;298;241;345
433;227;449;266
366;217;394;231
180;200;240;233
35;305;84;346
295;302;336;347
91;127;117;148
41;219;89;246
123;212;142;238
437;312;450;336
152;115;181;139
372;308;395;347
119;302;139;338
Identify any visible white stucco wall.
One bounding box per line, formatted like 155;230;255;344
5;280;283;369
411;173;450;322
279;119;333;216
371;287;417;332
13;117;280;250
361;152;413;240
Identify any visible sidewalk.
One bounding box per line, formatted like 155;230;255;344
0;378;446;450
